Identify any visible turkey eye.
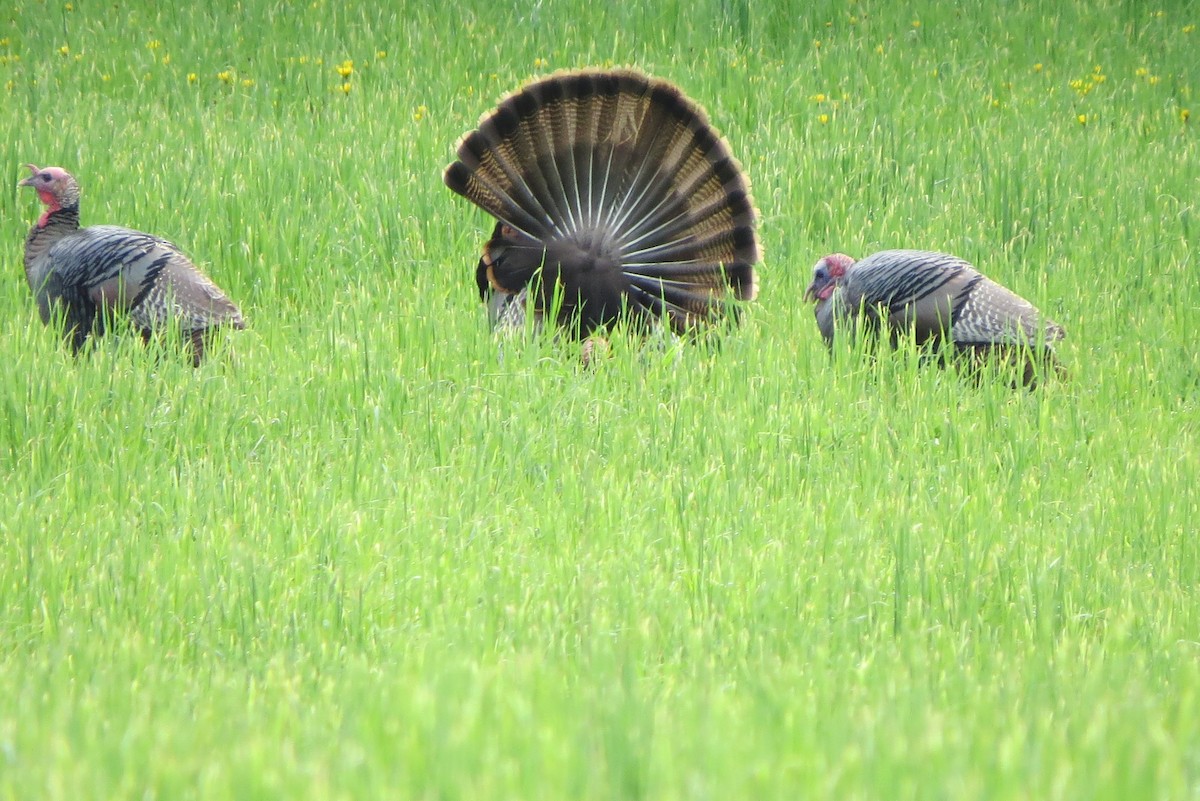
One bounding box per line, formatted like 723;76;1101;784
39;173;51;182
814;267;827;280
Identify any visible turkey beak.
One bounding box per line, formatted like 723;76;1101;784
803;278;823;304
17;164;39;188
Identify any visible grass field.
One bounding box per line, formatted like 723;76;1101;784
1;0;1198;798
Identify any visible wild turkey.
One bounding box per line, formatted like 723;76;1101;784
19;165;244;365
444;69;759;339
804;249;1064;384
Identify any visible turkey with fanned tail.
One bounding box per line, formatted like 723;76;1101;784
444;69;760;340
19;165;244;365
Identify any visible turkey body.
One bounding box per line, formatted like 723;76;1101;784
805;249;1064;385
20;165;244;365
445;69;760;338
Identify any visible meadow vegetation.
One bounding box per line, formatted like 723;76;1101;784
0;0;1198;797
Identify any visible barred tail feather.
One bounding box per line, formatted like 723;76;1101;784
445;68;760;335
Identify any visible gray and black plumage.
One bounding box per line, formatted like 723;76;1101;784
19;165;244;365
444;69;760;338
804;249;1064;384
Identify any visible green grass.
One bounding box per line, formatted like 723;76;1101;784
1;0;1199;798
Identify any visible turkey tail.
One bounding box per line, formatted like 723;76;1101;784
445;68;759;335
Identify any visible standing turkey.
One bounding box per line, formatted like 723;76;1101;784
19;165;244;365
444;69;759;340
804;249;1064;385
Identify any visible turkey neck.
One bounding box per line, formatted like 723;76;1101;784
24;203;80;289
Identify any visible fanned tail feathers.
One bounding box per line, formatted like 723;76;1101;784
445;69;759;335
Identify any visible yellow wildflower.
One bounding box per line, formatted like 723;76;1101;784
376;50;387;59
241;78;253;88
147;39;161;50
875;44;884;54
912;20;921;28
818;114;829;124
811;93;827;103
187;73;197;84
217;70;233;84
58;44;69;56
1077;114;1088;125
340;81;351;94
161;54;170;66
534;57;548;69
1184;24;1196;33
336;59;353;78
1033;63;1043;72
413;104;427;121
1182;108;1191;123
65;2;73;10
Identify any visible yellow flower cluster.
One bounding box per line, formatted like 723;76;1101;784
808;91;848;124
1134;66;1162;85
335;59;354;94
1069;65;1107;96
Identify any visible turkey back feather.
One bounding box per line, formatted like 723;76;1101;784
445;68;759;336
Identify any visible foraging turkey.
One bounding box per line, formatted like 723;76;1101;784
804;249;1064;384
444;69;759;338
19;165;244;365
